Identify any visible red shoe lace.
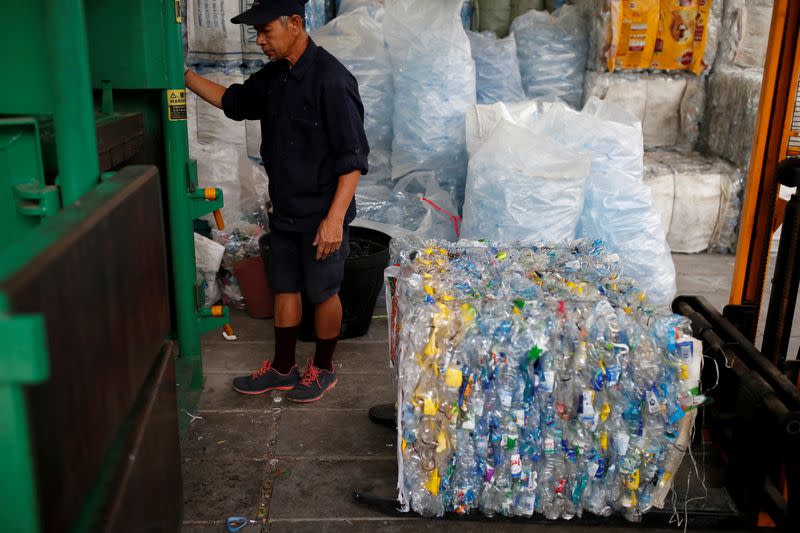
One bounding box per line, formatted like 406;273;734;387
252;360;273;379
299;359;322;387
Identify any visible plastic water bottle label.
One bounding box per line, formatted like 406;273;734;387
595;458;606;478
606;365;621;385
580;391;595;417
678;339;693;360
543;371;555;392
544;437;556;454
510;454;522;478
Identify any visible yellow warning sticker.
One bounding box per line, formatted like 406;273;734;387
167;89;187;121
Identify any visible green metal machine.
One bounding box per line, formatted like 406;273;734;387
0;1;228;530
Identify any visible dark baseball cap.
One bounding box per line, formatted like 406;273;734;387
231;0;307;25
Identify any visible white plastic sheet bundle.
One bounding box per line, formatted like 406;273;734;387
463;98;676;304
716;0;773;70
511;5;588;109
704;66;764;168
583;72;705;150
644;152;743;254
186;0;243;63
462;120;590;242
467;31;527;105
385;0;477;210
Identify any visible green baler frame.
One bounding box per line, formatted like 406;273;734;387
0;1;228;529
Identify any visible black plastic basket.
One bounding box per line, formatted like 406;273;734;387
260;227;391;341
300;226;390;341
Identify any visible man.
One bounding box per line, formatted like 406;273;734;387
185;0;368;402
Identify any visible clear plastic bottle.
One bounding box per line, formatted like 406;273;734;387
450;429;479;514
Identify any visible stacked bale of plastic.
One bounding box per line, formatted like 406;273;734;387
388;240;704;520
644;151;744;254
703;0;773;169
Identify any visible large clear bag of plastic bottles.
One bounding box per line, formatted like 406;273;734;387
467;31;527;105
384;0;476;210
461;120;590;243
386;239;704;521
511;4;588;109
528;98;676;306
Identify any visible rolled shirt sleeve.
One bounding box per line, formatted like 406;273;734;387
221;71;266;121
321;75;370;177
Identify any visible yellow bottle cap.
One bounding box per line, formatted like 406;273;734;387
436;430;448;453
423;398;438;416
600;402;611;422
445;367;463;389
425;469;440;496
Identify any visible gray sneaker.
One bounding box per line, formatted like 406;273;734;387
232;361;299;395
286;360;338;403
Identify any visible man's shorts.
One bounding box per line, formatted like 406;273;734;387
265;226;350;304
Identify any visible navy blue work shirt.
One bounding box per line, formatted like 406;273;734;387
221;38;369;232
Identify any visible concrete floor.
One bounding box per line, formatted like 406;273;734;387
181;252;778;532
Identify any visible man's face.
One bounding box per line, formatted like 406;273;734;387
254;16;302;61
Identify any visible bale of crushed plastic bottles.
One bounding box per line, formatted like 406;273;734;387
385;239;703;521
